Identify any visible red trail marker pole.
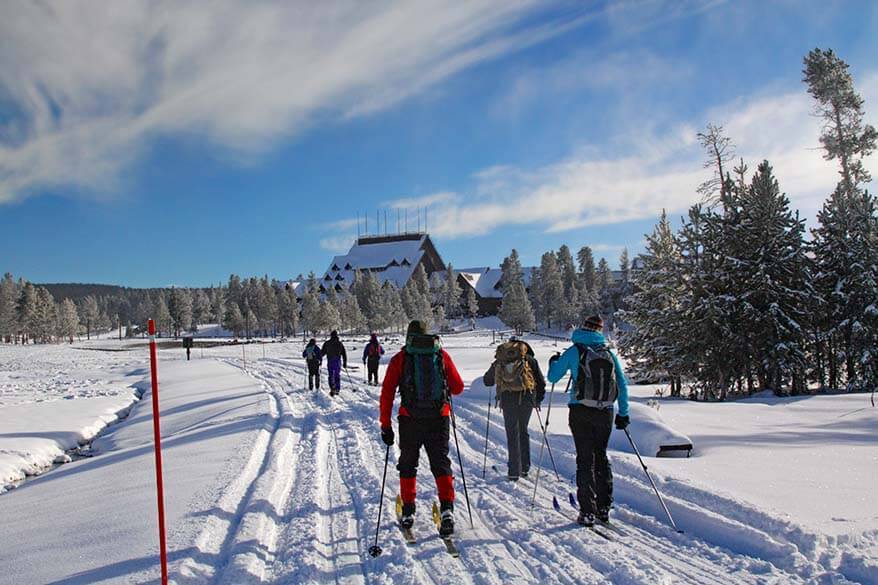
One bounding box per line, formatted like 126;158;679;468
147;319;169;584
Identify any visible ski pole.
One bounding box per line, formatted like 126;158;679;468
531;377;570;508
368;444;391;557
448;394;474;528
532;400;560;482
481;388;493;479
624;428;683;533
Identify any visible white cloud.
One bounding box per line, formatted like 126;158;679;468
404;73;878;239
319;235;356;254
0;1;591;203
384;191;459;209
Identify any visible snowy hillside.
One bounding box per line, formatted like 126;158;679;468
0;335;876;584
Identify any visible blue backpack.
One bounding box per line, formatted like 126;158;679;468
399;334;447;417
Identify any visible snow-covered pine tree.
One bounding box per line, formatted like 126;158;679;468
403;265;432;328
577;246;596;294
300;289;321;336
153;293;173;338
382;282;407;333
538;252;564;330
618;211;685;395
595;258;613;317
15;282;37;344
168;287;193;338
804;47;878;390
696;123;735;205
192;289;211;328
0;273;17;343
223;302;245;338
729;161;811;394
466;287;478;320
210;287;225;328
317;296;340;334
32;287;56;343
79;295;100;340
339;288;365;334
444;263;462;319
433;304;447;332
58;298;80;343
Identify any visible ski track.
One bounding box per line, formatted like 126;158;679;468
170;355;870;585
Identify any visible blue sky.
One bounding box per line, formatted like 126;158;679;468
1;0;876;287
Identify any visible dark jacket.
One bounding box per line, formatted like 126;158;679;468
483;340;546;403
322;336;347;366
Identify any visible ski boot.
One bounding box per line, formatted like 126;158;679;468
439;502;455;536
577;511;595;527
596;507;610;524
400;502;415;530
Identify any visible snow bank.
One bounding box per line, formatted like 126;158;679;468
0;393;141;491
609;402;694;457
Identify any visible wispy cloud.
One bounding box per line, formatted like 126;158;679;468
402;73;878;239
319;235;356;255
0;1;594;204
384;192;459;209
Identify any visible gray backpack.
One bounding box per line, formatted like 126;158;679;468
574;343;618;409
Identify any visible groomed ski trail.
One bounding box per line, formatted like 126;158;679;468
171;353;865;584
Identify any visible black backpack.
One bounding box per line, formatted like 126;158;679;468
573;343;618;408
399;334;448;418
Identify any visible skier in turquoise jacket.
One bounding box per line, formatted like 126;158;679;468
547;315;630;527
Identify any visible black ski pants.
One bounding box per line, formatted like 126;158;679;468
397;415;454;503
307;360;320;390
367;356;380;385
568;405;614;515
499;392;535;478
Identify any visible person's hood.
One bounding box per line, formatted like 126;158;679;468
571;329;607;347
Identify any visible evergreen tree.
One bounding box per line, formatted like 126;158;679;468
577;246;596;293
16;282;38;343
444;263;462;319
154;293;172;337
619;211;685;395
300;289;321;336
317;297;340;333
382;282;407;333
538;252;564;329
58;298;80;343
210;287;225;326
192;289;211;327
33;287;57;343
223;302;245;338
0;273;17;343
168;287;193;338
80;295;100;340
466;287;479;320
433;304;447;332
804;48;878;390
595;258;613;316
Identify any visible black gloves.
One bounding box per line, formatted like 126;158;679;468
615;414;630;430
535;388;546;404
548;352;561;365
381;426;395;446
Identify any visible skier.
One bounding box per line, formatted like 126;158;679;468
362;333;385;386
321;330;348;396
302;338;322;390
379;320;465;536
482;336;546;481
547;315;630;527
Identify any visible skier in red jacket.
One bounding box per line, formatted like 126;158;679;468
379;320;464;536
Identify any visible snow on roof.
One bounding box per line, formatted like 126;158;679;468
321;235;427;289
456;267;536;299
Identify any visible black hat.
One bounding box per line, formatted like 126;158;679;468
406;320;428;337
583;315;603;332
330;330;339;338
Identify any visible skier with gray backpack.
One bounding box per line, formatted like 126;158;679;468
547;315;630;527
482;337;546;481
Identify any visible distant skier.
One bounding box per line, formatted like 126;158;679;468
482;336;546;481
362;333;385;386
302;338;322;391
547;315;630;527
321;330;348;396
379;320;465;536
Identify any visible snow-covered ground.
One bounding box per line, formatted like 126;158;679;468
0;333;875;584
